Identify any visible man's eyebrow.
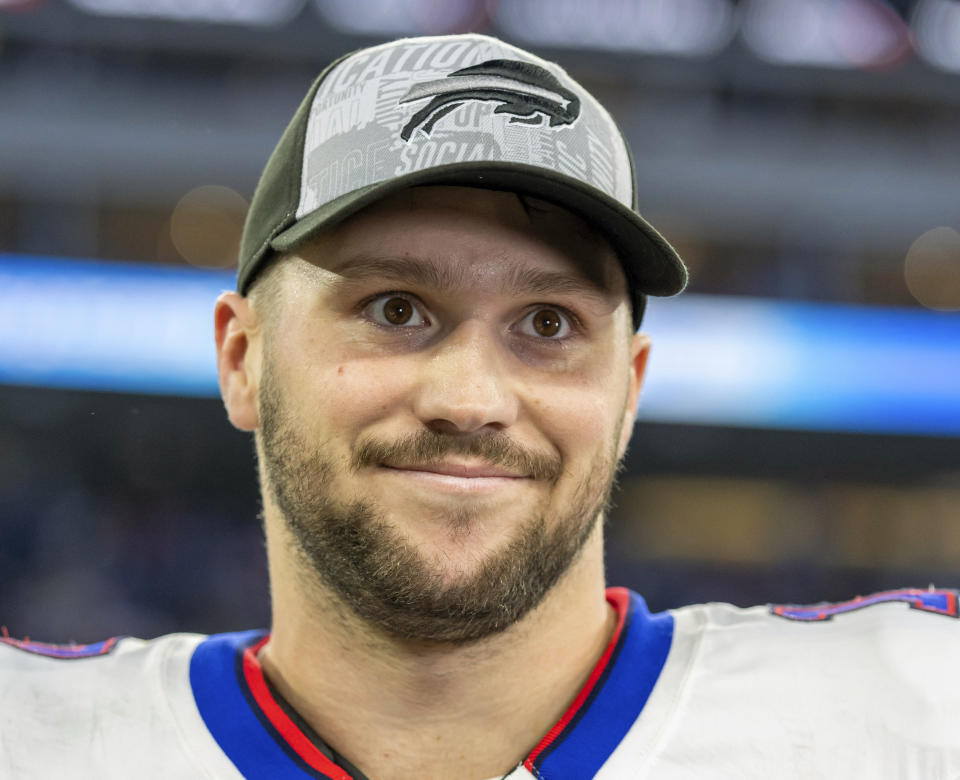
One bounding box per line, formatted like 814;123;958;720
326;254;616;304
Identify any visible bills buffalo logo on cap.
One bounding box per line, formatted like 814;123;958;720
399;59;581;141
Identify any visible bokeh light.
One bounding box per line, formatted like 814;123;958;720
495;0;736;56
904;227;960;311
0;0;49;9
169;185;248;269
316;0;486;37
67;0;305;26
911;0;960;73
741;0;912;69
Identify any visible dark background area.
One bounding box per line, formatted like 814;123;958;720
1;0;958;642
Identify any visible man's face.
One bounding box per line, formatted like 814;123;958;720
252;186;647;643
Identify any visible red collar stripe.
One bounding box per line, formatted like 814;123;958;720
242;638;354;780
523;588;630;770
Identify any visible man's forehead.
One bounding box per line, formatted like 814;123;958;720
312;253;620;312
290;185;628;299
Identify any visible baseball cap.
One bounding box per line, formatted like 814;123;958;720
237;33;687;327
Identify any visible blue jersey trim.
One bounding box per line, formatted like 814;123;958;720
535;591;674;779
190;630;333;780
771;588;960;621
0;635;121;658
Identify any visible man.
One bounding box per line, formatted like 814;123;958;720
2;33;959;779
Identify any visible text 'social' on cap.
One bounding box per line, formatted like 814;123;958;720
237;33;687;328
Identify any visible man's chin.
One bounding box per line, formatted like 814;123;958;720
279;491;598;644
368;506;555;571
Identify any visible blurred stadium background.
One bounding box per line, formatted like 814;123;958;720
1;0;959;642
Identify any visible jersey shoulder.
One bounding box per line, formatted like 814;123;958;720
0;631;207;718
0;632;210;772
669;587;960;695
619;591;960;777
0;630;202;673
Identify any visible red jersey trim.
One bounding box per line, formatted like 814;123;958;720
523;587;630;771
242;637;354;780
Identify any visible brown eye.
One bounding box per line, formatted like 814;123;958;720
365;294;427;328
531;308;564;337
383;296;412;325
516;307;571;340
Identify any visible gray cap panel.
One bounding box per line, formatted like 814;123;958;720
295;34;634;220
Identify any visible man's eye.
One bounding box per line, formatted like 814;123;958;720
364;295;428;327
517;307;571;339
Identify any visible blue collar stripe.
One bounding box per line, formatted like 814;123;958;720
190;630;331;780
535;593;674;779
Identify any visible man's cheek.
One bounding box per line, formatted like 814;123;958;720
539;388;619;446
320;360;415;424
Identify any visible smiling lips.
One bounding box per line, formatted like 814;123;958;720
380;462;531;494
383;461;528;479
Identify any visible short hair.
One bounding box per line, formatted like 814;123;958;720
245;253;286;329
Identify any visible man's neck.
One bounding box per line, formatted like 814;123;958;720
259;528;615;780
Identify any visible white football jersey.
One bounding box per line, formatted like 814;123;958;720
2;587;958;778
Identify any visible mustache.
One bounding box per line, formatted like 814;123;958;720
352;430;563;483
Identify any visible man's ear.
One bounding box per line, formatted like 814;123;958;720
214;291;261;431
616;332;651;460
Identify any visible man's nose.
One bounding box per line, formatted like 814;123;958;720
412;321;519;435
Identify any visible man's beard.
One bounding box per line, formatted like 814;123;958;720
257;364;621;644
